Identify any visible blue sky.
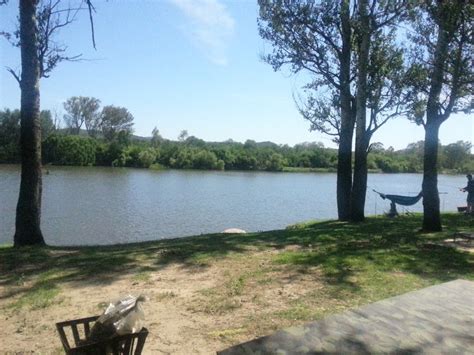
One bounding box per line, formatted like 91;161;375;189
1;0;472;149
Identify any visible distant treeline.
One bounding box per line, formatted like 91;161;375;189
1;108;472;173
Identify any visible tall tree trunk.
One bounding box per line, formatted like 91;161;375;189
14;0;45;246
421;14;451;232
337;114;354;221
351;0;370;222
351;137;369;222
336;0;354;221
422;121;441;231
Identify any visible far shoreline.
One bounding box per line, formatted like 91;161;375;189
0;162;468;175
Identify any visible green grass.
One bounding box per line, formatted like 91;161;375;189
227;275;245;296
132;271;152;283
149;163;168;171
1;213;473;314
11;282;60;310
208;327;247;340
190;287;242;315
189;272;250;314
282;167;337;173
275;304;315;321
281;167;382;173
9;271;62;310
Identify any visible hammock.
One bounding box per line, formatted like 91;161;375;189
373;190;423;206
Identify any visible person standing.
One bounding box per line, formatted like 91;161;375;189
461;174;474;214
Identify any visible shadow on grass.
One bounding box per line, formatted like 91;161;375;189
276;214;473;288
0;214;472;302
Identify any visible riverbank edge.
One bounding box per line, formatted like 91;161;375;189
0;212;471;250
1;162;468;175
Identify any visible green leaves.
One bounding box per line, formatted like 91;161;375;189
43;134;96;166
100;105;134;142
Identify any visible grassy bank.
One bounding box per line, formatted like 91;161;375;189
1;214;473;353
281;166;337;173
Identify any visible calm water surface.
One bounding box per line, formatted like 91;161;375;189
0;165;467;245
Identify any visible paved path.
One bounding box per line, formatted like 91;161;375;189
218;279;474;354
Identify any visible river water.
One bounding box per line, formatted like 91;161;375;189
0;165;467;245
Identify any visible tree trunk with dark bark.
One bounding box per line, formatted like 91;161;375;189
351;137;369;222
421;11;451;232
337;116;354;221
336;0;354;221
422;121;441;231
351;0;370;222
14;0;45;246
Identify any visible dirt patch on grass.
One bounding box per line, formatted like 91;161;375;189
0;251;327;354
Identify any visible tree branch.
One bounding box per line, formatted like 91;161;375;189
85;0;97;49
6;67;20;86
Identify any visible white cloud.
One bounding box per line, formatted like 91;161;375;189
169;0;235;65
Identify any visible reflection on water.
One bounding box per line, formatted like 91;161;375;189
0;165;467;246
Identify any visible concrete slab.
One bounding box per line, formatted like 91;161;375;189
218;279;474;354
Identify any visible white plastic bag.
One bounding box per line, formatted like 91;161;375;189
113;295;145;335
90;294;147;341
